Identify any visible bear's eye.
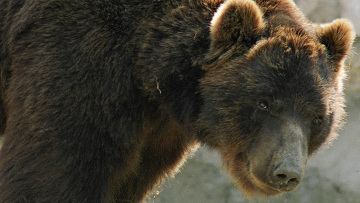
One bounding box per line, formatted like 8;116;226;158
312;115;324;125
258;101;269;111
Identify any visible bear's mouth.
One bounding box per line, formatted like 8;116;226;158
248;165;301;195
248;168;283;195
229;153;284;196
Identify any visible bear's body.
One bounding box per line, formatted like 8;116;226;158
0;0;354;202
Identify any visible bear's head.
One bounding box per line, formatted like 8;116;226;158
198;0;354;197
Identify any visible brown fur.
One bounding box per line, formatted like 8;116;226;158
107;107;199;202
0;0;354;202
316;19;355;70
199;0;354;196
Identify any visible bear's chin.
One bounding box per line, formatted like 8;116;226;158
246;174;297;197
238;174;291;198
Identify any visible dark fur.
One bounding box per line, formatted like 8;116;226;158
0;0;354;202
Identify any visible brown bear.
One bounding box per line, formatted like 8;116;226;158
0;0;355;202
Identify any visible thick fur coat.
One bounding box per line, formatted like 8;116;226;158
0;0;354;202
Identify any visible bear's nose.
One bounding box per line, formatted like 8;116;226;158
271;165;302;191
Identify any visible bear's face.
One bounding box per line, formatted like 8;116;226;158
197;0;354;197
200;38;332;196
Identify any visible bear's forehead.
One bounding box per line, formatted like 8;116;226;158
247;56;325;96
242;38;328;103
244;28;328;83
247;31;324;63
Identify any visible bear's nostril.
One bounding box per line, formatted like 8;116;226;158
272;168;302;190
276;174;287;180
289;177;298;183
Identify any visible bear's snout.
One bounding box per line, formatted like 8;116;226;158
270;162;303;191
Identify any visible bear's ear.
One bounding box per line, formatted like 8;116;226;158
316;19;355;71
209;0;265;57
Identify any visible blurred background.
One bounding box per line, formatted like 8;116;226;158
152;0;360;202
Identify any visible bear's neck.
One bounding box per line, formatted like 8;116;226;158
129;1;223;125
